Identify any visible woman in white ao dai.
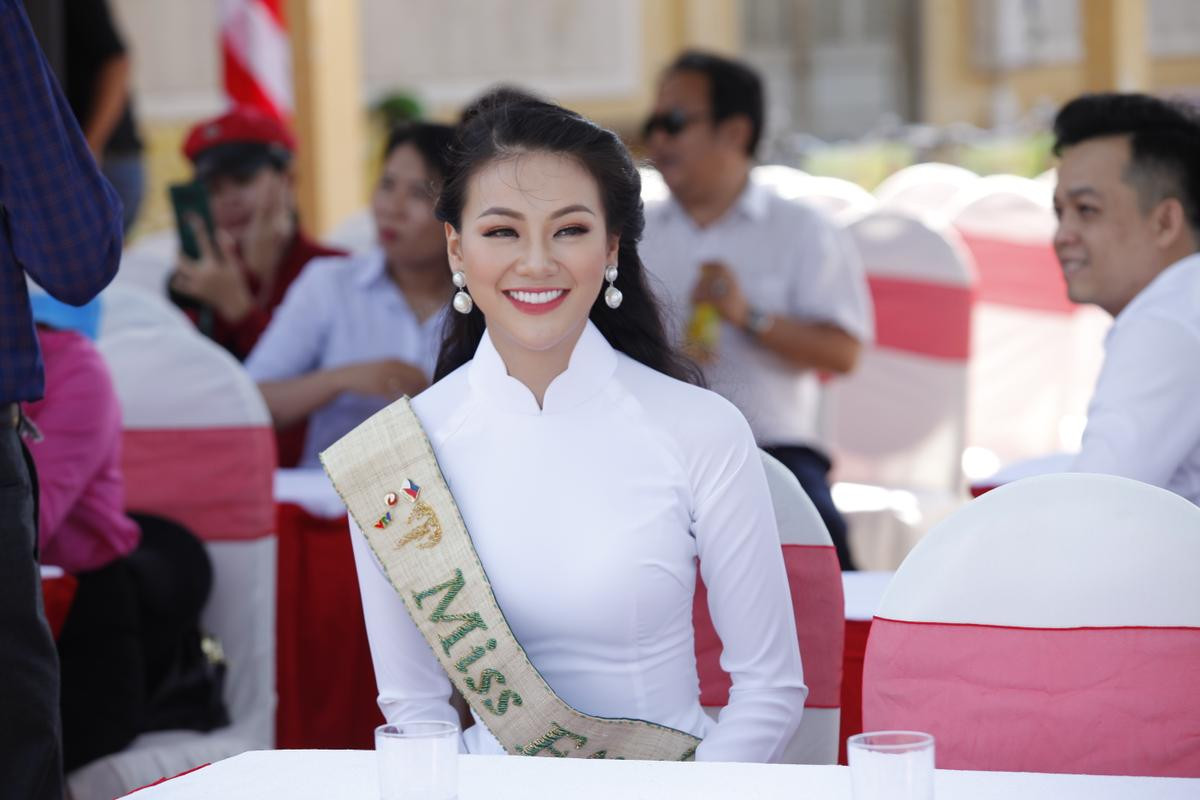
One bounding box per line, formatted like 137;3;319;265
349;92;806;763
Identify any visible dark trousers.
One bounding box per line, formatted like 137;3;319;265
58;513;213;772
764;444;857;571
0;424;64;799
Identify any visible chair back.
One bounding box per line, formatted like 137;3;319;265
97;283;192;340
71;329;277;798
693;452;844;763
113;230;178;298
874;162;978;219
830;210;975;492
947;175;1103;465
862;473;1200;777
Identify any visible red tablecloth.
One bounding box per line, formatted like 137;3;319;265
275;503;382;749
837;618;872;764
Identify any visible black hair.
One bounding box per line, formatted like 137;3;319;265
1053;92;1200;240
383;121;456;183
194;142;290;183
432;90;701;386
666;50;764;157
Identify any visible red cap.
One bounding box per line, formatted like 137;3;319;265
182;105;296;163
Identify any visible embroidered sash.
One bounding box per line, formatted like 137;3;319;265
320;398;701;761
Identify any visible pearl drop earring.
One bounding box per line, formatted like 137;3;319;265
452;271;473;314
603;264;622;309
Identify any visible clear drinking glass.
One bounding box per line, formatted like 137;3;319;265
375;721;459;800
847;730;935;800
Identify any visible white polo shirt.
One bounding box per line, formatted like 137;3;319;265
246;248;447;467
1073;253;1200;505
640;178;872;447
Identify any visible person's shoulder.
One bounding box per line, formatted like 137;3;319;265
411;362;472;434
295;232;349;262
615;354;752;444
286;250;363;294
759;186;835;232
1122;260;1200;343
37;328;115;399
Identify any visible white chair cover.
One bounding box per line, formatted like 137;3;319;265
97;283;192;340
873;162;979;220
69;329;277;800
864;473;1200;776
829;210;976;568
696;453;843;764
113;229;178;298
792;175;878;221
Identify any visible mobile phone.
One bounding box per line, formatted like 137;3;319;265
168;181;216;260
167;181;216;334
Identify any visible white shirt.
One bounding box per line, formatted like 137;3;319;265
1073;253;1200;505
350;322;806;763
245;248;446;468
640;179;872;447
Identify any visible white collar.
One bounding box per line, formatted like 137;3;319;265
468;320;618;415
1115;251;1200;324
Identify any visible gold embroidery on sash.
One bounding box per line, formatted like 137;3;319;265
397;498;443;549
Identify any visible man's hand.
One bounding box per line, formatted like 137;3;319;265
691;261;750;328
170;216;254;324
337;359;430;399
241;171;295;279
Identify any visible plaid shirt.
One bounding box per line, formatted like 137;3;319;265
1;0;123;402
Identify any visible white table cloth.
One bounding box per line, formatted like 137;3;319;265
274;467;346;518
127;750;1198;799
842;570;894;621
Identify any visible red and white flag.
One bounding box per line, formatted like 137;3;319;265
220;0;293;122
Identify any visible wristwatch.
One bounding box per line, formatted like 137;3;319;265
743;307;774;338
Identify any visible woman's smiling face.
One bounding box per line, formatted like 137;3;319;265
447;150;618;366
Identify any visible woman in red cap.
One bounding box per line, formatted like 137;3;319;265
169;105;345;363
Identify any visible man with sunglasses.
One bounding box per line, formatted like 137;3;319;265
640;51;872;570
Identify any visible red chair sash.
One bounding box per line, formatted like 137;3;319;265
122;427;276;541
867;276;973;360
695;544;844;709
958;234;1077;314
863;617;1200;777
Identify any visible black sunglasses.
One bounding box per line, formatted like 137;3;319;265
642;109;709;139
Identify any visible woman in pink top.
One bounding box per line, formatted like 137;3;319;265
27;326;140;572
25;324;222;772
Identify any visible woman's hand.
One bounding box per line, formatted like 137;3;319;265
170;216;254;323
241;172;296;279
337;359;430;399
